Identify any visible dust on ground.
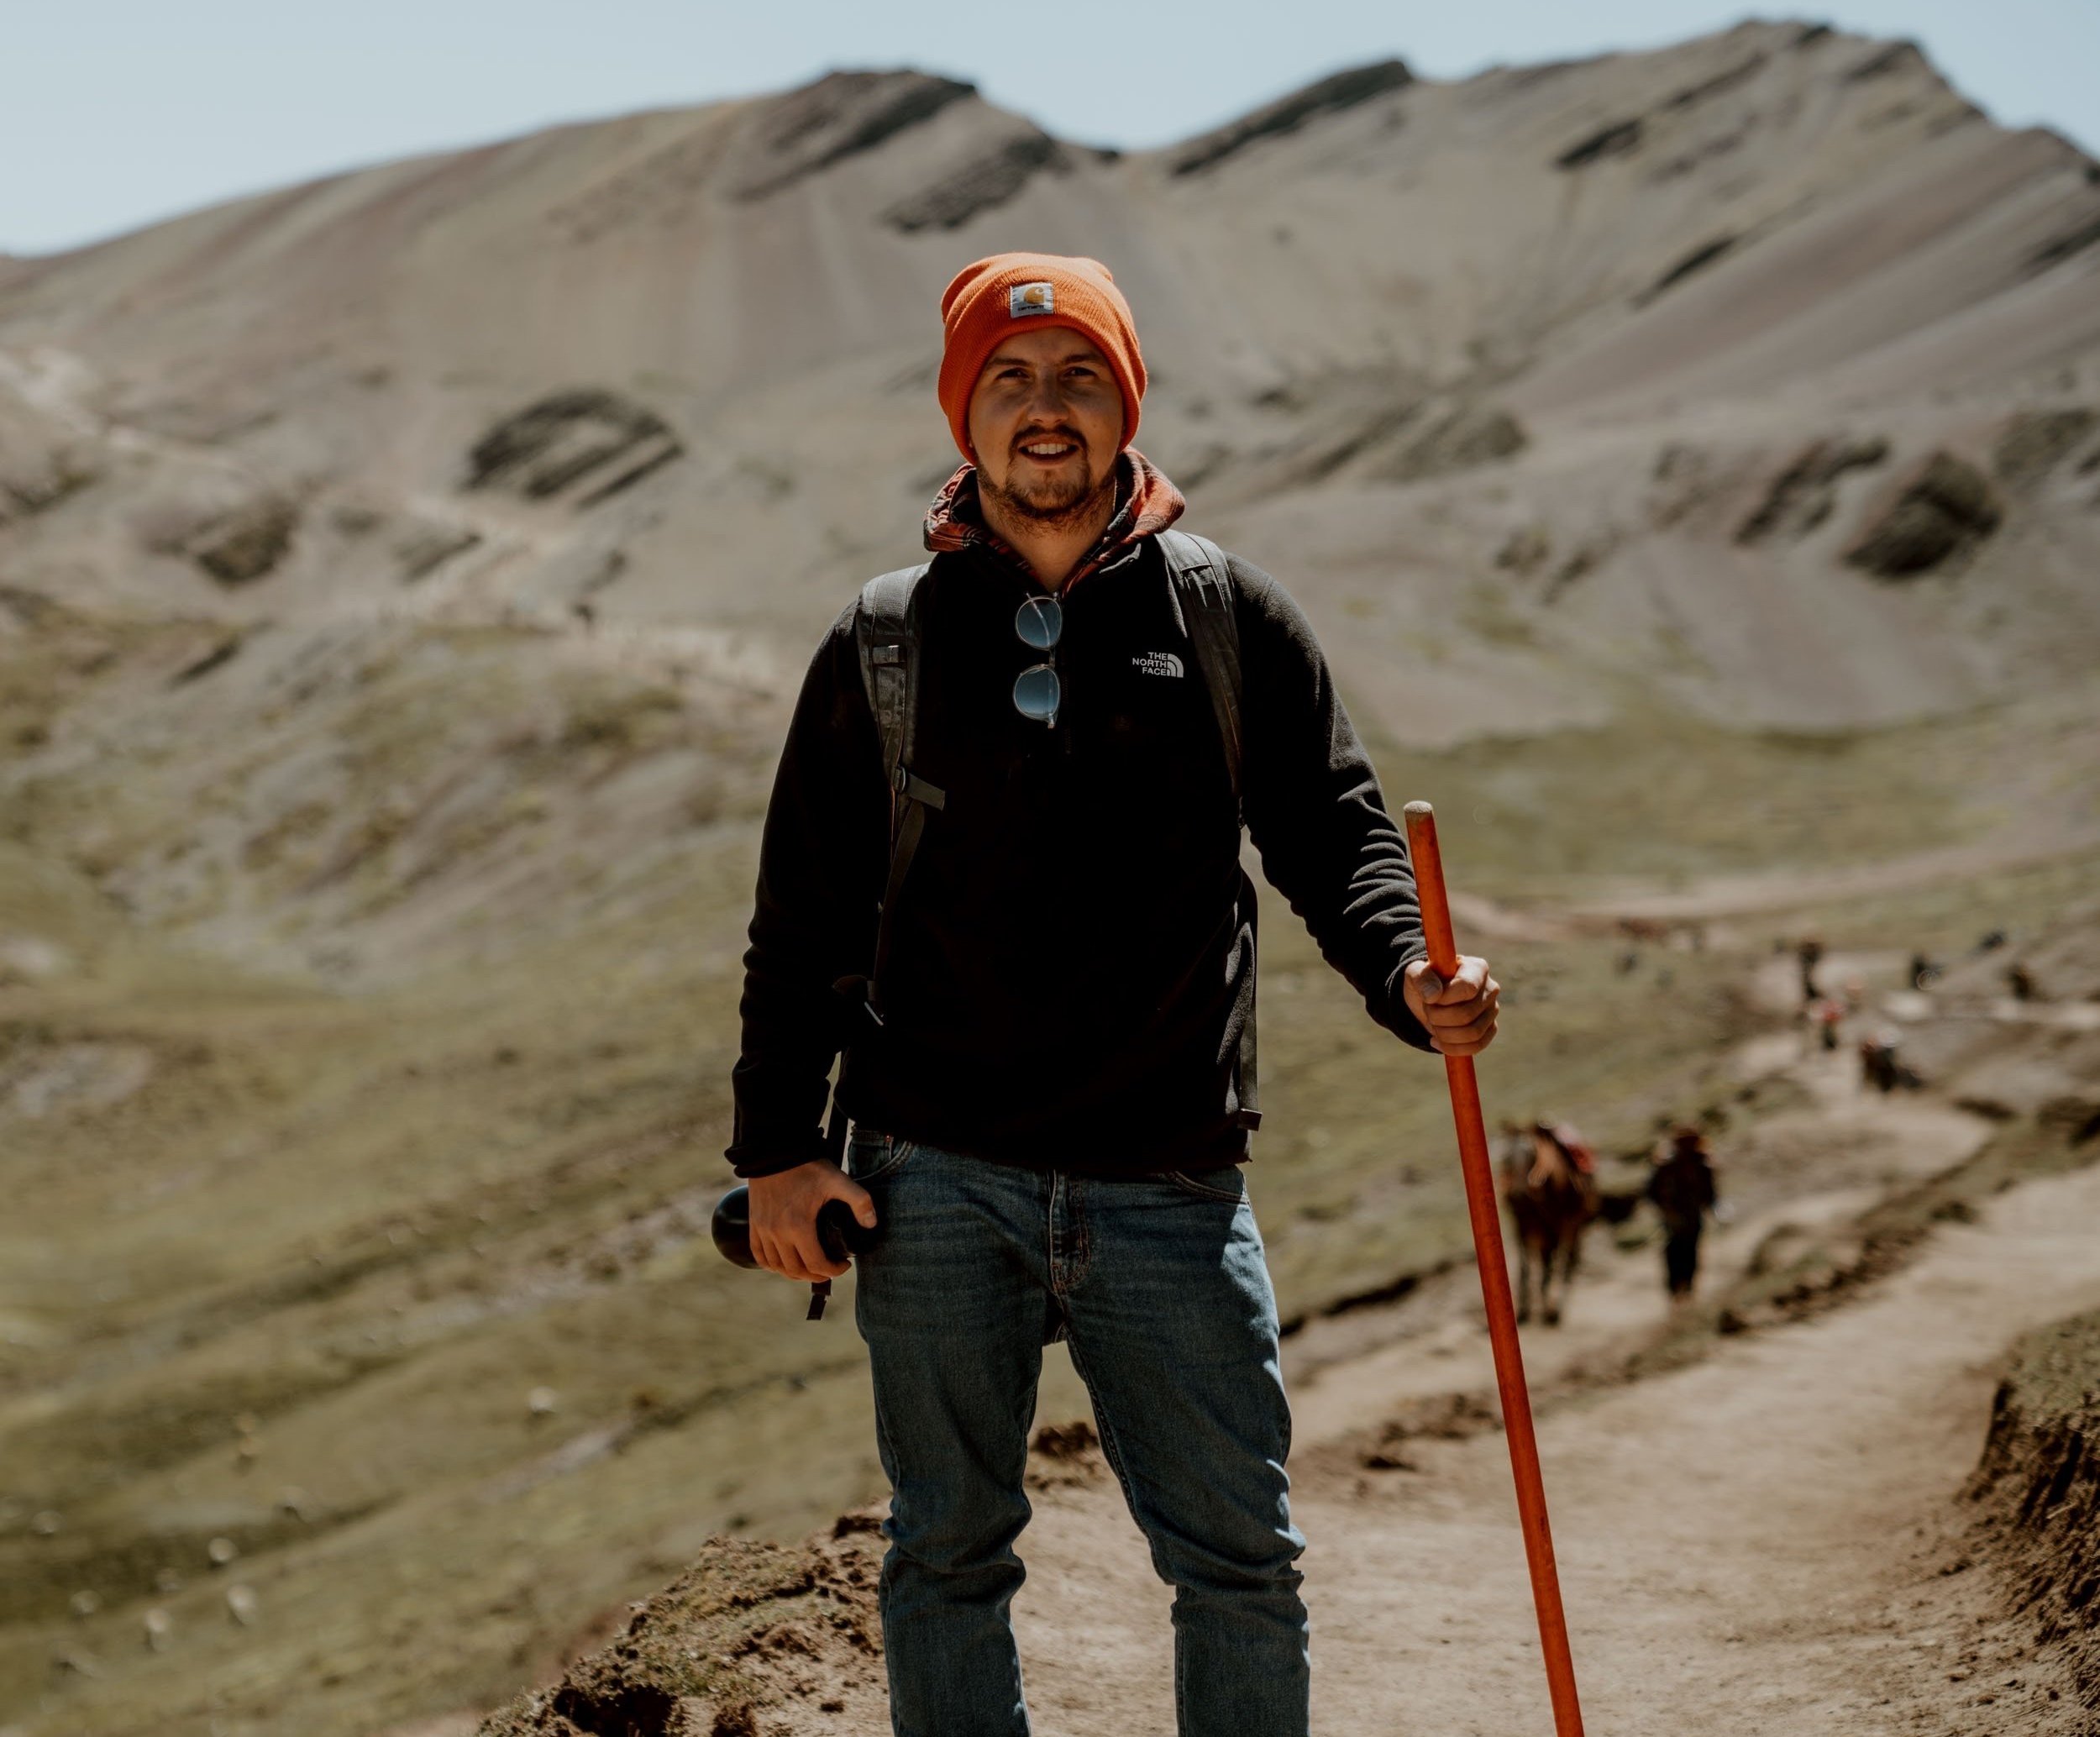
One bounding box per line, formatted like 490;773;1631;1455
473;921;2100;1736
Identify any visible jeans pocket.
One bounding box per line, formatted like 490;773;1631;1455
848;1130;913;1185
1163;1165;1247;1203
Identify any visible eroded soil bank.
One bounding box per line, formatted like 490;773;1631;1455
1968;1308;2100;1713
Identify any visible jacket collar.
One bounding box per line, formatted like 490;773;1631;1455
922;449;1187;590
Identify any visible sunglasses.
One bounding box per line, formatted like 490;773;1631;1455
1013;595;1063;727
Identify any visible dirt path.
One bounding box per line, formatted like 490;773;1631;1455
1569;820;2100;923
459;941;2095;1737
1284;981;1994;1445
999;1162;2100;1735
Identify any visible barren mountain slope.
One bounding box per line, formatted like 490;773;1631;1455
4;22;2099;989
4;24;2100;1737
2;19;2096;694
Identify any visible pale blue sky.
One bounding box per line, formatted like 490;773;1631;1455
4;2;2094;256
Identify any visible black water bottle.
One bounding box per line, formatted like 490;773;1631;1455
711;1184;879;1269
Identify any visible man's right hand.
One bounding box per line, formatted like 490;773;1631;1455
748;1162;878;1283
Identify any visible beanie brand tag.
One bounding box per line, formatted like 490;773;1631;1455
1010;282;1055;317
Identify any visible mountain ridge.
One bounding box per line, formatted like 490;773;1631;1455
4;24;2100;1736
0;24;2093;955
2;18;2097;993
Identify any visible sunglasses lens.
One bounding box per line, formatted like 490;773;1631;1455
1013;664;1062;722
1015;596;1063;652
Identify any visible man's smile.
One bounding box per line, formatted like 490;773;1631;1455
1016;438;1082;462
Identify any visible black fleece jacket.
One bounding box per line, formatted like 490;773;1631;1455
725;527;1433;1179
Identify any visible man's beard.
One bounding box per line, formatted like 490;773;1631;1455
981;449;1117;530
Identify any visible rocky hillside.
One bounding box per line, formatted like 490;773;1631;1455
3;20;2100;1737
5;20;2100;984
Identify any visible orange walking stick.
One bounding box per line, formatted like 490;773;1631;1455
1403;801;1586;1737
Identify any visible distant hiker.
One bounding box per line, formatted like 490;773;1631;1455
1646;1126;1719;1304
1795;934;1824;1004
1909;951;1941;990
727;252;1499;1737
1499;1120;1599;1325
1810;996;1845;1052
1858;1026;1905;1094
2006;960;2035;1002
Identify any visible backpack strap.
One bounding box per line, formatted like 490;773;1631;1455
848;564;943;1031
806;563;937;1314
856;565;926;792
1158;529;1244;815
1157;529;1259;1130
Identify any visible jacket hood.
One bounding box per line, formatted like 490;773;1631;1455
922;449;1186;589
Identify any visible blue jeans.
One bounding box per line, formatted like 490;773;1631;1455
846;1131;1309;1737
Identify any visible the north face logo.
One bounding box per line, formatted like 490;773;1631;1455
1011;281;1055;317
1131;651;1184;679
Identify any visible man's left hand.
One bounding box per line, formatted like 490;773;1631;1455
1402;955;1500;1057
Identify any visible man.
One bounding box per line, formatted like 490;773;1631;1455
1795;933;1824;1005
727;253;1499;1737
1646;1126;1719;1304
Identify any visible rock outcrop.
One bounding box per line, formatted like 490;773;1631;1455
1844;452;2003;578
1735;436;1889;544
1171;60;1412;176
465;391;684;507
883;129;1073;233
729;71;976;201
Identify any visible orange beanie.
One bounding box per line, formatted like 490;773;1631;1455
936;253;1146;462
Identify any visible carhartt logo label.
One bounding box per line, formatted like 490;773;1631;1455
1131;651;1184;679
1011;281;1055;317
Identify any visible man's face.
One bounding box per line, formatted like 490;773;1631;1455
965;326;1123;522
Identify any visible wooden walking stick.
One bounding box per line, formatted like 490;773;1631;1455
1403;800;1586;1737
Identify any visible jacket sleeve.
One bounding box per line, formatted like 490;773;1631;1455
725;605;891;1176
1233;558;1434;1052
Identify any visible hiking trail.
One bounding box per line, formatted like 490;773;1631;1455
1001;1160;2100;1734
